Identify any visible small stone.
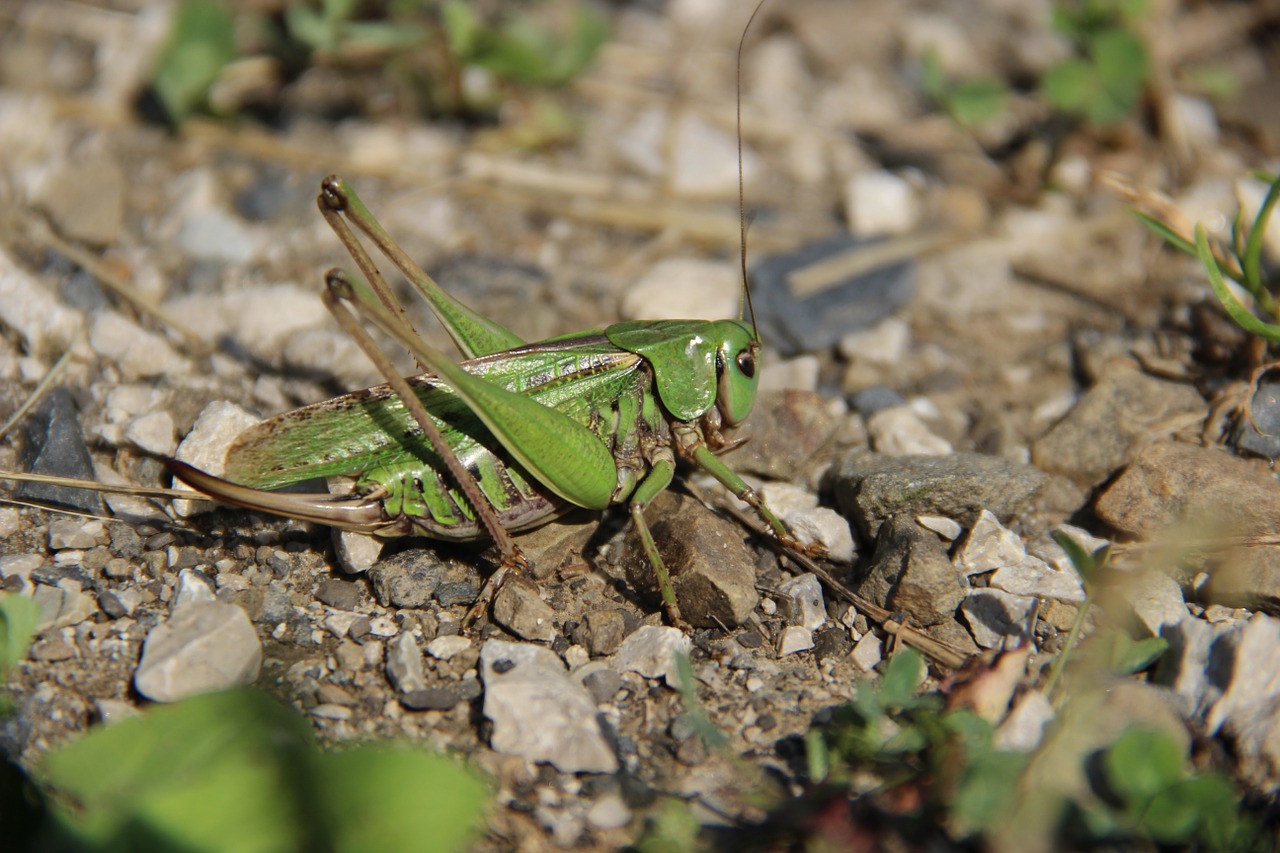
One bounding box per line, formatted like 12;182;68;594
333;529;384;574
576;664;623;705
758;354;821;393
989;557;1085;604
0;247;84;360
480;640;618;773
850;632;882;671
586;793;632;831
838;317;911;365
124;410;176;456
315;578;362;611
311;704;353;721
31;637;76;661
385;633;427;694
90;312;189;381
861;515;966;626
425;634;472;661
368;550;447;609
434;581;478;607
669;110;762;198
916;515;963;540
171;401;262;517
995;690;1055;752
0;507;19;539
778;573;827;630
16;389;102;515
35;152;126;245
613;625;691;686
1033;524;1111;574
865;405;953;456
98;590;128;620
833;450;1047;540
846;169;921;237
324;611;361;639
48;518;100;550
33;580;99;632
812;625;854;664
492;576;556;642
620;258;740;323
173;568;217;610
960;589;1038;649
0;553;43;588
402;686;468;711
777;626;815;656
134;601;262;702
582;608;627;657
956;510;1027;575
1116;570;1188;636
177;209;260;264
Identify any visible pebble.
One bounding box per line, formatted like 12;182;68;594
333;529;384;574
955;510;1027;575
850;632;882;671
845;169;921;237
171;401;262;516
1229;368;1280;460
916;515;962;540
0;247;84;360
386;633;428;694
123;410;176;456
134;601;262;702
89;312;189;381
0;507;18;539
833;450;1048;540
581;608;627;657
34;152;126;245
368;550;447;609
425;634;472;661
989;557;1085;604
48;518;101;550
314;578;362;611
777;573;827;630
757;354;821;393
15;389;103;515
311;703;353;721
959;589;1038;649
763;486;856;563
1202;615;1280;785
1031;365;1204;484
612;625;691;686
865;405;953;456
861;515;966;627
994;690;1055;752
480;640;618;773
33;580;99;633
586;793;632;831
669;110;762;198
777;626;815;656
837;317;911;365
492;576;556;643
173;568;217;610
324;611;362;639
576;664;623;705
620;258;740;323
177;209;261;264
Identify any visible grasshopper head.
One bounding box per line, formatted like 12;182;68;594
714;319;760;428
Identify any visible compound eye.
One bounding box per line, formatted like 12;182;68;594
736;350;756;379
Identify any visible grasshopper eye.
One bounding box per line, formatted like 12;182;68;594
736;351;756;379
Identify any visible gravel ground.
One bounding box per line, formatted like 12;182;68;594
3;0;1280;849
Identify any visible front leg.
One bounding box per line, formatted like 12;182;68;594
626;454;687;628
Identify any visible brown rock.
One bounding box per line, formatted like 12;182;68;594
860;516;967;626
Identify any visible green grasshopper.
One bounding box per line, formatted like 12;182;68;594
172;175;811;626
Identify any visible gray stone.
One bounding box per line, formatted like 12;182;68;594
171;401;261;517
480;640;617;773
1154;616;1238;718
173;568;217;610
989;557;1085;604
778;573;827;630
960;588;1038;649
955;510;1027;576
0;248;84;360
134;601;262;702
850;632;882;671
492;576;556;642
620;258;739;323
386;633;427;694
33;580;99;633
333;529;384;574
833;450;1048;539
1115;570;1188;636
777;626;815;656
368;550;447;609
1203;615;1280;787
48;518;100;550
1032;365;1204;484
315;578;362;611
582;608;627;657
575;664;623;705
612;625;691;686
861;515;966;626
994;690;1055;752
425;634;472;660
628;492;757;628
35;152;125;245
15;389;102;515
124;410;176;456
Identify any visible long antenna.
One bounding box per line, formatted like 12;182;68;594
737;0;768;342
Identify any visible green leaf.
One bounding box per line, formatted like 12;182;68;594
1131;209;1197;256
950;749;1029;835
1050;529;1106;583
1197;225;1280;343
441;0;481;58
879;648;925;709
1103;727;1185;806
316;749;486;852
150;0;237;123
947;78;1008;125
0;593;39;676
1111;635;1167;675
1042;57;1099;113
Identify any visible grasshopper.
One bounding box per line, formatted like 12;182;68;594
171;173;810;626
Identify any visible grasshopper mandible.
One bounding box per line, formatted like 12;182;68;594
171;3;805;626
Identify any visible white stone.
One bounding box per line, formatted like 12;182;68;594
845;169;922;237
1121;570;1188;636
916;515;963;540
956;510;1026;575
0;248;83;360
850;632;882;671
426;634;473;661
219;284;331;365
124;410;176;456
612;625;692;686
323;611;361;639
134;601;262;702
90;312;190;381
777;625;815;656
171;401;262;516
1034;523;1111;574
333;529;383;575
989;556;1086;604
480;640;617;773
1171;94;1219;150
620;258;740;323
960;588;1037;649
866;406;953;456
837;317;911;365
758;354;820;393
994;690;1055;752
0;507;17;540
779;574;827;630
386;632;427;694
670;110;762;198
177;209;261;264
173;568;217;610
782;507;855;563
585;793;632;831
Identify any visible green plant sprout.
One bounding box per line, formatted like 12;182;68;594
1133;170;1280;344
